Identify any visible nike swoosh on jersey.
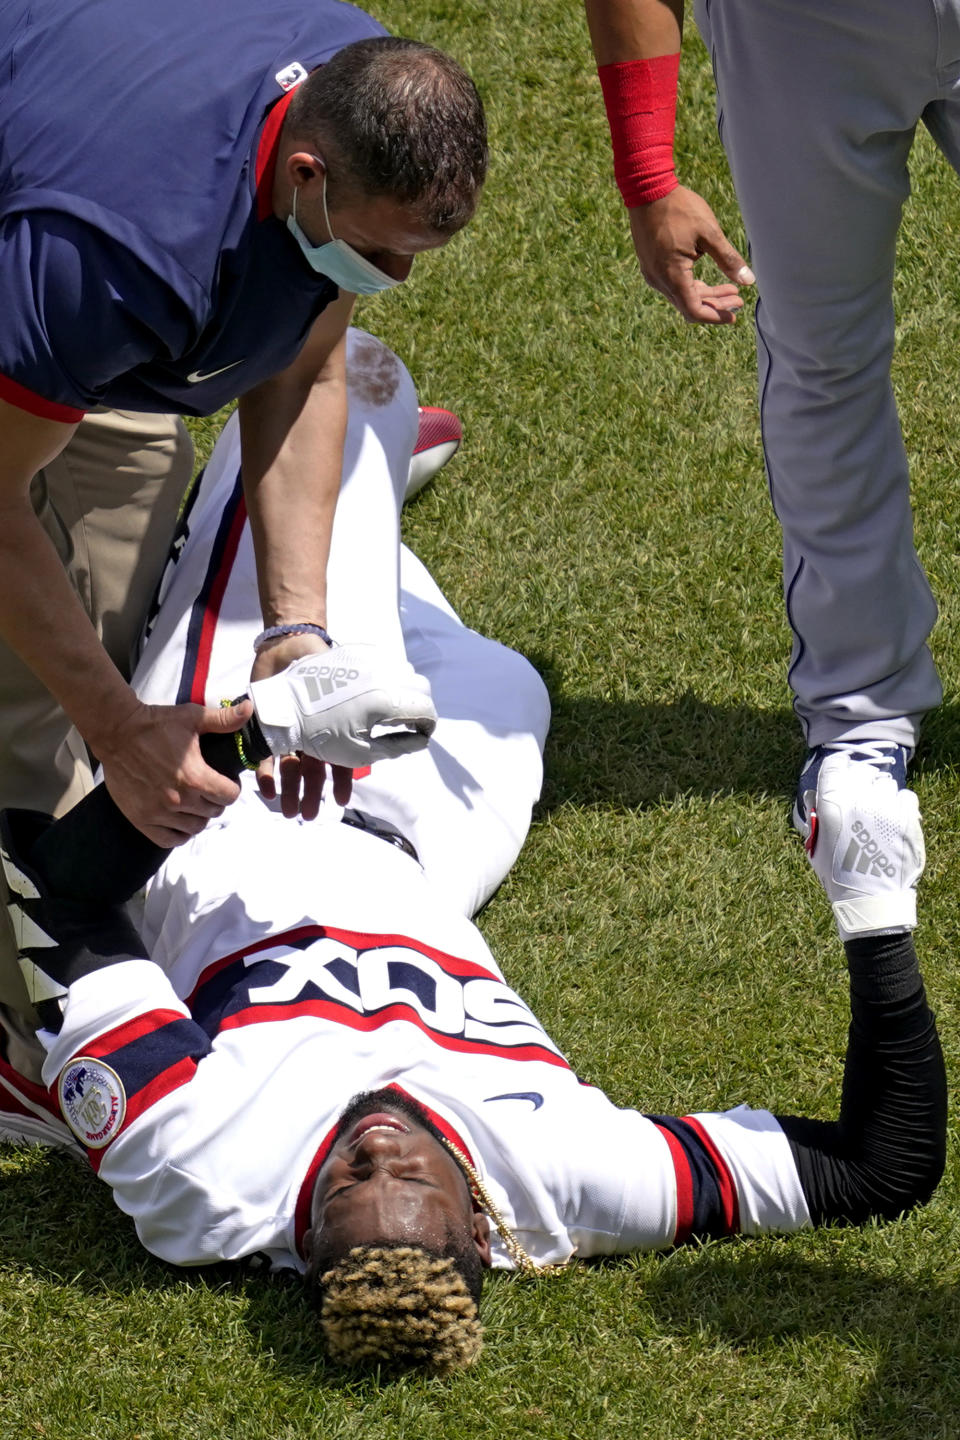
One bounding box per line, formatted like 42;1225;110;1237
483;1092;544;1110
186;360;245;384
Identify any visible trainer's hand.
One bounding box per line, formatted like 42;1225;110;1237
98;698;253;847
628;186;754;325
251;631;353;819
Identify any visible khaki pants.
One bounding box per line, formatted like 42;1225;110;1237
0;409;194;1069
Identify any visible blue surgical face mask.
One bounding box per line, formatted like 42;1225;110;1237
286;173;403;295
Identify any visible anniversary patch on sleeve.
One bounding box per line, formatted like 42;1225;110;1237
58;1058;127;1148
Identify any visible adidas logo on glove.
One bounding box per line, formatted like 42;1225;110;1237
840;820;897;880
249;644;437;769
300;666;361;703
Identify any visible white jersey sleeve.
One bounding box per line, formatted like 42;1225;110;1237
38;960;322;1267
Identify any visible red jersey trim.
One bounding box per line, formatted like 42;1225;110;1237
0;372;86;424
0;1053;62;1120
121;1056;199;1135
683;1115;740;1235
189;493;248;704
219;995;570;1070
655;1123;694;1244
255;88;299;222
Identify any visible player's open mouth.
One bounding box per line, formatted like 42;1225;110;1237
347;1113;410;1146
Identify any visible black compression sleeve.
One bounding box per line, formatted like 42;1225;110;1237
28;726;260;905
776;932;946;1226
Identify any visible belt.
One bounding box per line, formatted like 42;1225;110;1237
341;808;419;863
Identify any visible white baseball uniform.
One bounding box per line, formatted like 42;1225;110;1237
1;333;810;1269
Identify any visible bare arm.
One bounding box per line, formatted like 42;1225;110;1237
584;0;682;60
584;0;753;324
0;398;249;844
238;290;357;817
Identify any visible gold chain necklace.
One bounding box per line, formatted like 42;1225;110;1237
442;1137;568;1277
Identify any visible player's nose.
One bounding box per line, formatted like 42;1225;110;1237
352;1128;408;1163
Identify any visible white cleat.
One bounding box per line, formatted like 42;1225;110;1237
804;751;924;941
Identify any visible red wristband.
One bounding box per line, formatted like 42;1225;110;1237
597;54;680;208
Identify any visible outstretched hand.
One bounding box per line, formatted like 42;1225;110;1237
628;186;754;324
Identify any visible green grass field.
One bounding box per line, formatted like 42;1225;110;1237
4;5;960;1436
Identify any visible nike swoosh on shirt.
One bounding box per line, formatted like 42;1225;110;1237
186;360;245;384
483;1092;544;1111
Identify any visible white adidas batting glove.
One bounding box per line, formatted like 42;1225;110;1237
248;644;437;769
806;752;924;940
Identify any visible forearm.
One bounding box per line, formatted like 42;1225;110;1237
776;934;946;1225
584;0;682;63
0;398;134;749
239;337;348;633
0;496;138;750
588;0;683;211
585;0;748;320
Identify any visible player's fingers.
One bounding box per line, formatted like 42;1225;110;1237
667;267;734;325
671;268;748;324
298;754;327;822
180;792;228;820
698;282;748;323
331;764;353;807
699;230;754;288
142;811;209;847
704;283;743;301
256;755;277;800
278;753;302;819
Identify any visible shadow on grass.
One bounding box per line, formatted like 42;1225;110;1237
3;1157;957;1417
536;670;960;813
538;681;802;812
636;1243;960;1435
0;1153;346;1381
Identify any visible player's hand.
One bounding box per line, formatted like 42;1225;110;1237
98;697;253;847
249;640;437;818
250;631;354;818
628;186;754;325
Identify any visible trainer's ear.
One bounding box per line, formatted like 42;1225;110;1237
472;1212;492;1267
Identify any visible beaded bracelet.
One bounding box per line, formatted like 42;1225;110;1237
253;622;335;651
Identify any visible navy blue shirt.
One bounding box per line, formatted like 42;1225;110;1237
0;0;385;419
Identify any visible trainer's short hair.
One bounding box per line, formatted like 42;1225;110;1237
288;37;488;234
315;1241;485;1374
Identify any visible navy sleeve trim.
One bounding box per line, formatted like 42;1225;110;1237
649;1114;740;1243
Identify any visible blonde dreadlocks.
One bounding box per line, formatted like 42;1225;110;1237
319;1243;484;1374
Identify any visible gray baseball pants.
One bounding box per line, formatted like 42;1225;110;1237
695;0;960;749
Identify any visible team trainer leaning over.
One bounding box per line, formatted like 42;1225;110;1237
0;0;486;841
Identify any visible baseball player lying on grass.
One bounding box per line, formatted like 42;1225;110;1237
0;335;945;1376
